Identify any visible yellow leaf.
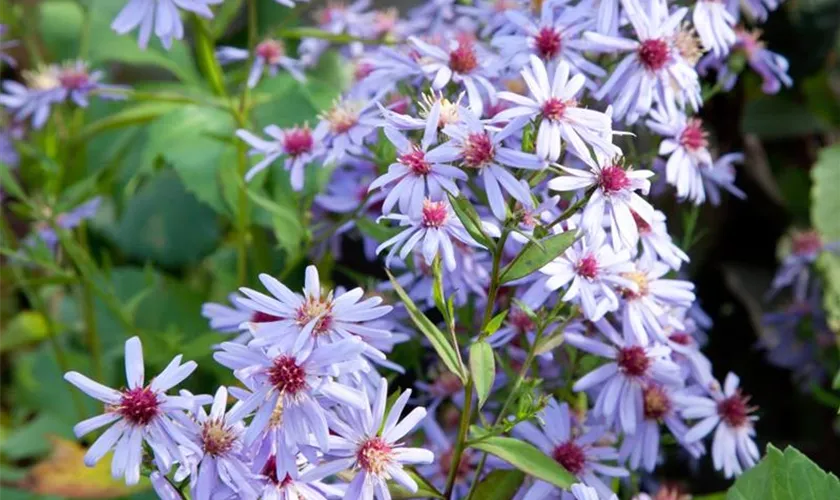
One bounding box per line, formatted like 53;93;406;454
18;436;150;498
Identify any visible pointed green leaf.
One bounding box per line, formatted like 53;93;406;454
726;444;840;500
483;310;508;335
386;270;466;382
470;470;525;500
469;340;495;409
470;436;576;489
447;193;492;247
500;231;577;283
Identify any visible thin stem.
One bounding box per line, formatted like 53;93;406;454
77;223;102;381
443;378;474;499
544;188;594;232
235;141;250;285
479;229;510;334
77;0;92;59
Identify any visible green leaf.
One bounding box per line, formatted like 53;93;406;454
741;96;831;139
811;144;840;331
500;231;577;283
470;470;526;500
389;469;444;499
243;180;304;258
111;171;222;268
470;436;576;489
726;444;840;500
484;310;508;335
74;101;187;144
469;340;495;410
0;311;49;353
535;330;565;355
356;217;400;243
448;194;492;247
386;270;466;382
0;163;27;201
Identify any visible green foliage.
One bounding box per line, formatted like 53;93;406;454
469;340;495;409
470;436;576;489
500;231;578;283
811;144;840;330
470;470;526;500
741;96;832;139
726;445;840;500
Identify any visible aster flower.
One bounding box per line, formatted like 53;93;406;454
647;107;712;204
368;102;468;216
236;125;321;188
548;156;656;252
702;152;746;206
566;323;683;433
456;0;521;38
676;373;760;478
416;408;479;497
408;36;498;117
377;198;484;271
769;229;840;301
693;0;736;58
314;98;381;165
257;454;346;500
29;197;102;251
494;56;618;162
64;337;203;485
202;292;273;335
727;0;782;23
632;210;690;271
214;337;368;453
698;28;792;95
514;399;628;499
112;0;221;49
217;40;306;88
315;377;434;499
437;109;545;219
491;1;605;81
584;0;701;123
540;227;637;321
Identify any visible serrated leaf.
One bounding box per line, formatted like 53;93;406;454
386;270;466;382
448;194;492;247
726;444;840;500
469;340;495;409
500;231;577;283
470;470;525;500
470;436;576;489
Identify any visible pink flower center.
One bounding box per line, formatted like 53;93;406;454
449;43;478;74
252;311;283;323
399;147;432;175
422;199;449;228
510;309;535;333
552;441;586;475
534;27;562;59
575;254;599;279
792;230;822;256
638;39;670;71
324;102;360;134
357;437;393;474
598;165;630;194
295;296;333;336
669;332;693;346
631;210;652;234
117;387;160;426
617;346;650;377
541;98;568;121
643;385;672;420
283;127;314;157
256;40;285;64
58;69;91;90
679;119;708;151
621;271;650;300
462;132;495;168
717;392;753;428
201;419;236;456
267;355;307;395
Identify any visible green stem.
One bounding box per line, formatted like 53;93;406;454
274;27;392;45
191;15;227;96
77;0;92;59
443;377;474;499
544;188;594;232
77;224;102;381
479;229;511;334
235;141;250;285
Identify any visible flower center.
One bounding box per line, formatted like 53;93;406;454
357;437;393;475
541;97;570;121
267;355;307;395
116;387;160;426
717;392;753;428
675;25;704;65
679;119;708;152
256;40;285;64
617;346;650;377
58;69;91;90
24;69;60;91
283;126;314;157
631;210;652;234
449;43;478;74
295;296;333;335
399;147;432;175
510;309;535;333
422;199;449;228
575;254;599;279
638;38;670;71
323;102;361;134
621;271;650;299
598;165;630;194
643;385;672;420
462;132;494;168
552;441;586;475
252;311;283;323
534;27;562;59
201;419;236;457
792;230;822;256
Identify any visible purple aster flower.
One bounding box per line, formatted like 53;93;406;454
314;98;380;165
702;152;746;206
377;198;484;271
1;24;19;68
514;398;628;499
540;227;637;321
150;472;182;500
494;56;618;162
64;337;204;485
769;229;840;301
438;109;545;219
408;35;498;117
618;383;705;471
112;0;221;49
698;29;792;95
566;322;683;434
177;386;261;499
619;256;696;345
693;0;736;58
236;125;320;188
727;0;782;22
647;108;712;204
202;292;277;335
492;1;605;81
214;337;369;455
584;0;701;123
0;124;21;169
548;156;655;252
257;454;346;500
315;377;434;499
29;197;101;251
236;266;393;352
456;0;521;38
631;210;690;271
369;102;468;216
217;40;306;88
676;373;760;478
